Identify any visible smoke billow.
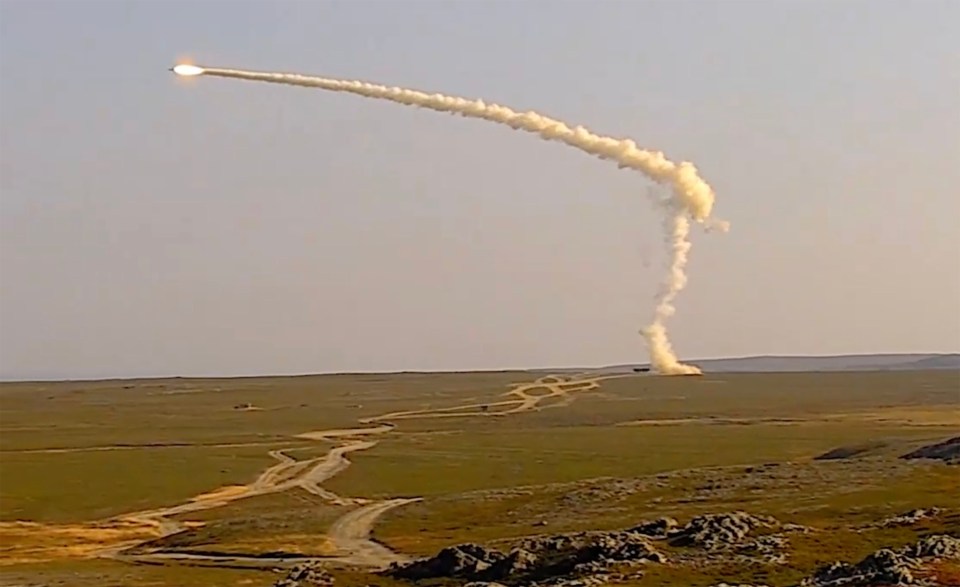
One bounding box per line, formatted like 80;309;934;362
193;66;729;375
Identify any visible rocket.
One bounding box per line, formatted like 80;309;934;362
170;64;205;76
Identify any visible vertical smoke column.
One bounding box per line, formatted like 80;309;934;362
177;65;729;375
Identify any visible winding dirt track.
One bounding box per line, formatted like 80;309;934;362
324;498;421;567
360;374;625;423
78;373;623;570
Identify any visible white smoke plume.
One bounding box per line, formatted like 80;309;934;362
190;66;729;375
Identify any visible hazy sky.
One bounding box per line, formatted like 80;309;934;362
1;0;958;380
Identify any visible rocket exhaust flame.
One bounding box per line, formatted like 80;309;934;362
172;64;205;76
171;63;728;375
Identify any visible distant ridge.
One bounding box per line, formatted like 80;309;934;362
2;353;957;383
597;353;960;374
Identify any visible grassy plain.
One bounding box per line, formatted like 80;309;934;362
326;422;949;498
1;445;279;522
0;371;526;522
142;492;347;555
1;369;958;586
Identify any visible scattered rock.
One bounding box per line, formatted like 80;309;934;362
388;527;663;585
735;535;788;564
801;534;960;586
802;548;919;586
274;564;334;587
781;523;814;534
901;436;960;464
391;543;503;580
389;512;792;586
906;534;960;559
455;487;536;503
523;529;666;566
487;548;539;579
628;517;678;539
880;507;943;527
555;478;645;510
534;576;609;587
668;511;778;550
814;441;889;460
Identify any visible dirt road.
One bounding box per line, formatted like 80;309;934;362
324;498;421;568
113;436;382;538
10;372;621;571
361;374;626;423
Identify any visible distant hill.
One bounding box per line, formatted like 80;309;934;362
3;353;957;383
591;353;960;375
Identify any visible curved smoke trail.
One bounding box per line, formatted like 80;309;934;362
186;65;729;375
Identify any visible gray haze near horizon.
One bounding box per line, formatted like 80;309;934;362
1;1;958;381
598;353;960;376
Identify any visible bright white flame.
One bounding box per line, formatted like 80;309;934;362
172;64;205;76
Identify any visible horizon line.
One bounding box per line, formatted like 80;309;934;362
1;351;957;384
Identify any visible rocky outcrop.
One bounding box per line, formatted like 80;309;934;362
383;506;960;587
900;436;960;464
390;543;503;580
668;511;778;550
907;534;960;559
735;535;789;564
801;534;960;587
709;534;959;587
627;517;678;539
803;549;918;586
879;507;943;528
273;564;334;587
814;441;888;461
387;528;664;585
555;478;645;510
516;530;666;564
387;511;785;586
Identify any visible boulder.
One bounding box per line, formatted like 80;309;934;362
900;436;960;464
880;507;943;527
668;511;778;550
274;564;334;587
801;534;959;586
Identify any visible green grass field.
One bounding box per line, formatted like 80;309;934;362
325;422;949;497
1;444;281;523
1;369;957;586
0;371;528;450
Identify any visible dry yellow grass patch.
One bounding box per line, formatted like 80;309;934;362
0;519;159;564
218;534;338;556
189;484;251;502
825;405;960;427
